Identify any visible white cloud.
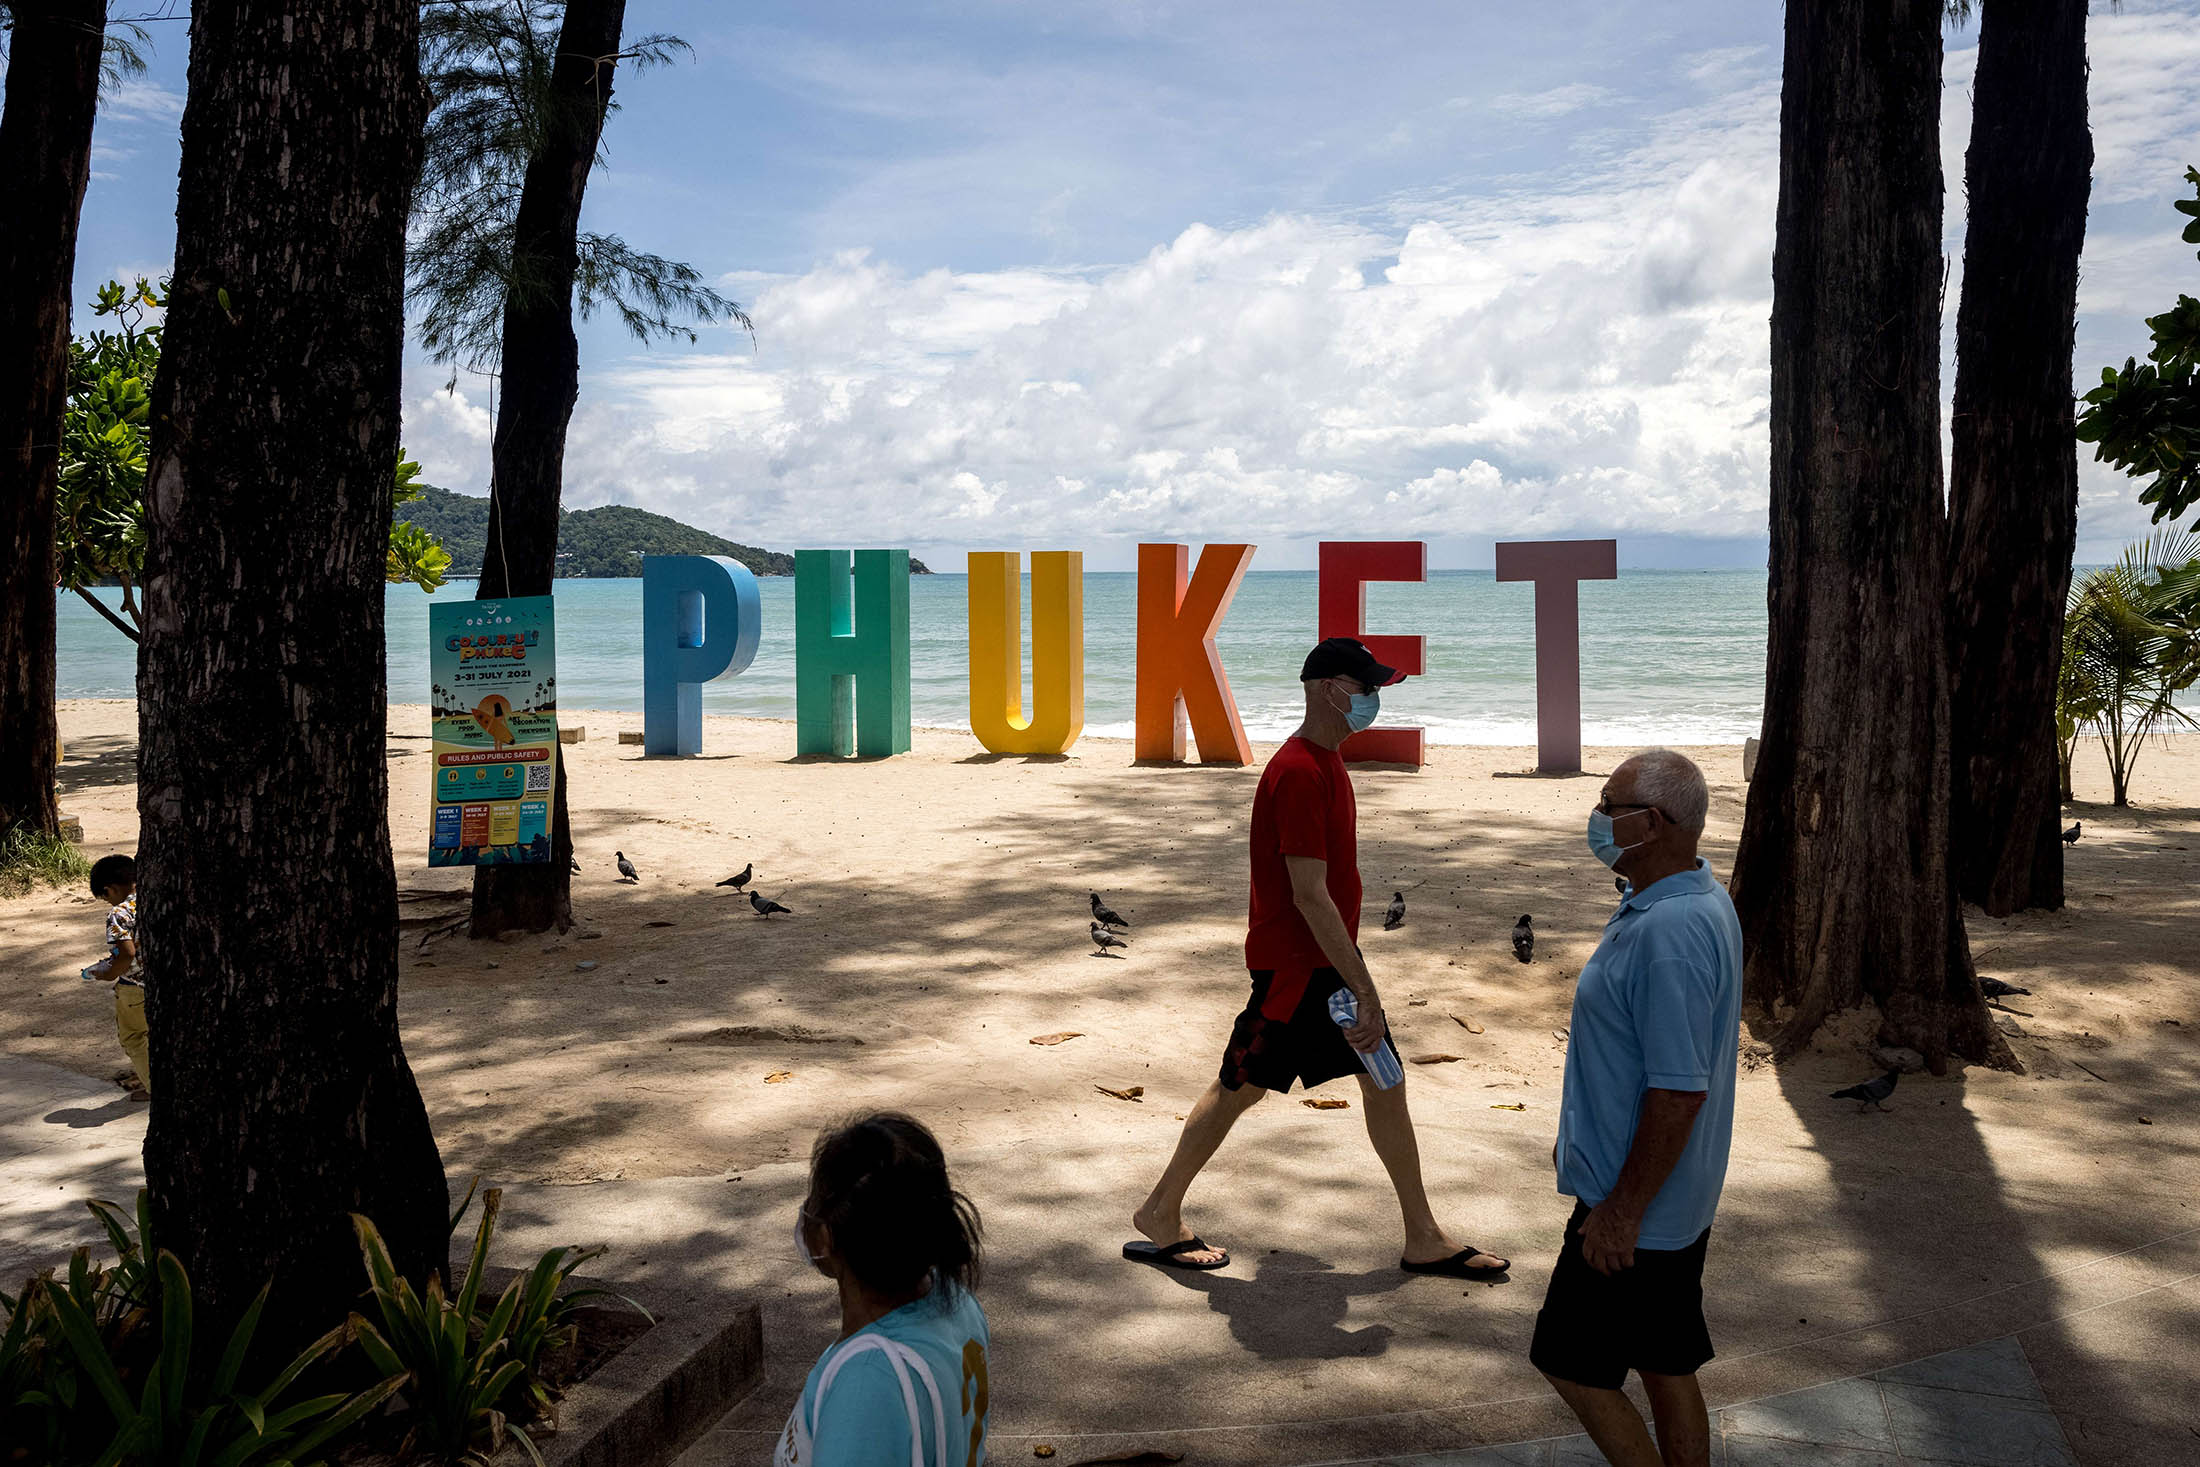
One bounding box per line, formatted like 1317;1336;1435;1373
399;3;2200;567
1490;83;1617;119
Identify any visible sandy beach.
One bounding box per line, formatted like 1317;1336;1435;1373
6;700;2199;1461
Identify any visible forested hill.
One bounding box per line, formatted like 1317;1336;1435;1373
396;485;932;577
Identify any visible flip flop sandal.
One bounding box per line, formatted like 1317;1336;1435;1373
1401;1247;1510;1279
1123;1237;1231;1271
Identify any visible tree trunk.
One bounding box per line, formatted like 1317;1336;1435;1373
0;0;105;845
138;0;445;1341
1729;0;2013;1073
468;0;627;938
1945;0;2091;918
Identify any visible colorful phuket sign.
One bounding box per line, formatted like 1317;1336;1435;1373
429;596;560;866
639;538;1619;773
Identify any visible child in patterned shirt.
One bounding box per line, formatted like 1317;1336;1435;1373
84;854;148;1098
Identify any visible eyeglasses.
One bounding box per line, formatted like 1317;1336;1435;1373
1595;798;1659;819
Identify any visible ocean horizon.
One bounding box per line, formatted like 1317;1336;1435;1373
56;568;1772;747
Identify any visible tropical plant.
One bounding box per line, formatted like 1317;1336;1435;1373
45;1249;402;1467
2056;530;2200;803
2076;166;2200;528
352;1190;539;1465
497;1240;647;1423
409;0;746;375
1;1246;146;1463
56;278;452;642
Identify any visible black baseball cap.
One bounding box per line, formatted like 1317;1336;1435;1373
1300;636;1405;687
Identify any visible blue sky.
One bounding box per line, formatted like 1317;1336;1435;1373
72;1;2200;571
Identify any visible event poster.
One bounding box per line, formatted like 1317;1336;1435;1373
428;596;559;866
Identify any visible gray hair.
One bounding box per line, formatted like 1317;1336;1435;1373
1627;748;1709;833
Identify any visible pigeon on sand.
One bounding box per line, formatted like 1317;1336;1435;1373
1512;914;1534;964
717;863;753;890
1383;891;1406;931
1090;892;1130;929
615;851;639;883
1980;976;2032;1002
1831;1069;1900;1112
2062;821;2082;845
750;891;791;919
1090;921;1129;957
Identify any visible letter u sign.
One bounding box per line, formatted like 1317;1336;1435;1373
967;552;1085;755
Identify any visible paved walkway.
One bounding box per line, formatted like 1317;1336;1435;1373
0;1054;2182;1466
1361;1336;2076;1466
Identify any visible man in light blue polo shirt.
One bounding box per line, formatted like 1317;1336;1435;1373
1531;749;1742;1467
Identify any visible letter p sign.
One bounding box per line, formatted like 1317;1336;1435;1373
642;555;761;756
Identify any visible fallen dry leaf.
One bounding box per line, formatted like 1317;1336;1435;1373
765;1071;794;1085
1490;1102;1526;1111
1303;1097;1351;1110
1033;1450;1056;1461
1030;1032;1084;1046
1452;1014;1485;1034
1412;1054;1465;1065
1095;1085;1145;1102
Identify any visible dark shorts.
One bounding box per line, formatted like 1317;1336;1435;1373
1529;1201;1714;1390
1219;966;1396;1093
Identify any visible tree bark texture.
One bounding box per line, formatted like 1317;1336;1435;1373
1945;0;2090;917
1730;0;2013;1072
138;0;446;1340
0;0;105;844
469;0;627;937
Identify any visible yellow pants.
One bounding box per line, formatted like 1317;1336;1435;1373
114;984;150;1094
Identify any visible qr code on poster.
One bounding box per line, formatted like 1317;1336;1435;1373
525;762;553;793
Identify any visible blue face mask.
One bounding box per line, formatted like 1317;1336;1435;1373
1345;690;1380;733
1586;808;1646;869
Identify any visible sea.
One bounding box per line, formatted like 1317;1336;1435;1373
54;569;1771;746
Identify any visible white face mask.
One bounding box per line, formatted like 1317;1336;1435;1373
795;1207;818;1267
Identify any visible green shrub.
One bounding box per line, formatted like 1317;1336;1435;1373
0;826;91;899
352;1193;538;1466
43;1249;401;1467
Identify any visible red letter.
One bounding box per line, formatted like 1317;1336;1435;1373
1317;541;1427;767
1494;539;1618;773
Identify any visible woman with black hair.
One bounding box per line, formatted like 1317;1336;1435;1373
775;1112;991;1467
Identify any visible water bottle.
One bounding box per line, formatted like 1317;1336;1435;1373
1327;989;1405;1090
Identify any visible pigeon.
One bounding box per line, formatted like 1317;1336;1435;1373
615;851;640;883
2061;821;2081;845
569;855;581;874
750;891;792;919
1090;892;1130;930
1090;921;1129;957
1512;914;1534;964
1980;976;2032;1002
717;862;753;890
1831;1069;1901;1113
1383;891;1406;931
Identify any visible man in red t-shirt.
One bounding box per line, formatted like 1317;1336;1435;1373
1124;638;1510;1279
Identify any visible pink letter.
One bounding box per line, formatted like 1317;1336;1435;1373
1494;539;1617;773
1317;541;1426;767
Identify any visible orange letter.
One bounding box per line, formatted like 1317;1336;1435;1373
1318;541;1427;767
1135;543;1255;764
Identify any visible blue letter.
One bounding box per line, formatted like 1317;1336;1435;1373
642;555;761;756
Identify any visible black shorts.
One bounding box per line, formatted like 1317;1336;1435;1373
1218;967;1396;1094
1529;1201;1714;1389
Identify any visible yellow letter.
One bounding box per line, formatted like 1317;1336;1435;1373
968;551;1084;754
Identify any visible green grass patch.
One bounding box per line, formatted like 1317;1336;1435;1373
0;824;91;898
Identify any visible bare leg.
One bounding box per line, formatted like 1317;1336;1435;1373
1639;1371;1711;1467
1131;1078;1264;1266
1356;1073;1505;1268
1542;1374;1664;1467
